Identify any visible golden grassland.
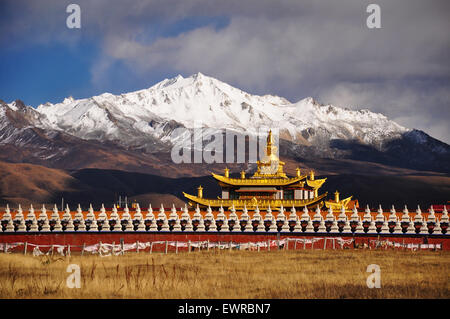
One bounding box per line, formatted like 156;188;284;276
0;249;448;299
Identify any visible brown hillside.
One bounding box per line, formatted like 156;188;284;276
0;161;81;205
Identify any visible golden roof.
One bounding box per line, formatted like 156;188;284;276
183;192;328;209
212;172;305;186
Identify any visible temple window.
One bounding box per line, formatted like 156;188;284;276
229;190;239;199
284;190;294;200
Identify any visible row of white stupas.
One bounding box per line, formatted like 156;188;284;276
0;203;448;234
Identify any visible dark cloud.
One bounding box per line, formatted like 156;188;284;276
1;0;449;142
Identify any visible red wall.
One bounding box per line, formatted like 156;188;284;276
1;232;448;252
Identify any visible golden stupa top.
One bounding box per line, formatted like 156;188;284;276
211;130;326;187
252;130;287;178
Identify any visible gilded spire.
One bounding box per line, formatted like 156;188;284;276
266;129;276;156
253;129;286;178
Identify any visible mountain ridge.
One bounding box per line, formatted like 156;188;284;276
1;72;449;174
32;73;409;146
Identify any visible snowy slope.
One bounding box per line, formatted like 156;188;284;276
33;72;409;152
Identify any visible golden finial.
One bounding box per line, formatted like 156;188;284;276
197;185;203;198
240;171;246;179
310;170;315;180
224;167;229;178
266;130;275;155
334;190;340;203
296;167;301;177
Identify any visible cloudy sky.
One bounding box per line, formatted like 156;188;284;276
1;0;449;142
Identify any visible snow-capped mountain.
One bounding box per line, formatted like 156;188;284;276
1;73;449;173
33;72;408;151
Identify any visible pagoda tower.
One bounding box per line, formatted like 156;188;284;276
183;130;356;210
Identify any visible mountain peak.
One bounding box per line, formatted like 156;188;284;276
297;96;320;106
149;72;229;95
188;72;218;85
6;99;27;112
191;72;205;79
152;74;185;89
63;96;75;104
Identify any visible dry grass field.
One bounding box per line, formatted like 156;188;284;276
0;249;448;299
